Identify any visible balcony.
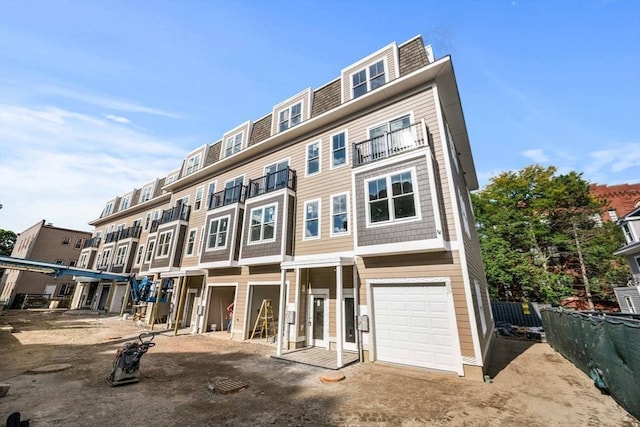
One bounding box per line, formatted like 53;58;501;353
247;168;297;199
352;122;426;167
83;237;101;249
208;185;247;210
118;225;142;240
149;205;191;233
104;231;119;243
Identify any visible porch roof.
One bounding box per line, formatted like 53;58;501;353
161;269;207;278
281;256;354;269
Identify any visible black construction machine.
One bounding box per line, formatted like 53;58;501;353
106;332;156;386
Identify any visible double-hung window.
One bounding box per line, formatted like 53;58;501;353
622;223;635;244
114;246;127;266
206;182;216;209
225;133;243;157
367;170;417;224
156;231;173;258
135;245;145;265
186;154;201;175
249;205;276;243
332;132;347;168
304;200;320;240
99;248;112;268
306;141;320;176
278;102;302;132
331;194;349;236
145;241;155;262
194;186;204;210
186;229;197;255
207;217;229;249
140;185;153;203
352;60;385;98
120;196;130;210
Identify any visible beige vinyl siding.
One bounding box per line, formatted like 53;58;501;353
341;44;398;103
355;252;475;357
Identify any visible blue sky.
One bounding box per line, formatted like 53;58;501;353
0;0;638;232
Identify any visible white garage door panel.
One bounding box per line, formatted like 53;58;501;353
373;284;458;373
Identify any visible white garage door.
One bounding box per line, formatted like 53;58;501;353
373;284;459;373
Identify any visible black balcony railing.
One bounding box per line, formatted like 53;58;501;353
352;122;426;167
104;231;119;243
247;168;297;199
150;219;160;233
119;225;142;240
83;237;101;248
208;185;247;210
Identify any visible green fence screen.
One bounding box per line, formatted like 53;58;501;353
541;309;640;419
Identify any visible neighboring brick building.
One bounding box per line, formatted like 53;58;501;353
0;220;91;307
590;183;640;222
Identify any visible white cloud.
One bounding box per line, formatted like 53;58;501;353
0;104;188;232
104;114;131;124
521;149;549;163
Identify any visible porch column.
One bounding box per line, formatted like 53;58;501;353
173;276;187;336
336;264;343;368
276;268;287;356
353;258;362;362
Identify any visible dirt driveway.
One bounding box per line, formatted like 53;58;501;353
0;310;637;427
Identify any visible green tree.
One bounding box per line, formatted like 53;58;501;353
472;165;628;306
0;229;17;256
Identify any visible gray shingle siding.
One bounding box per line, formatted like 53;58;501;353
399;37;429;77
311;79;341;118
204;142;221;167
249;114;273;147
355;156;437;247
200;207;237;264
241;194;284;259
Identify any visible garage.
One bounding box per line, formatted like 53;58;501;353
372;283;460;373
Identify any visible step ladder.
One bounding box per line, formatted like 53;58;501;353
250;299;277;341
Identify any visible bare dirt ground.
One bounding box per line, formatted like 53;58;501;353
0;310;637;427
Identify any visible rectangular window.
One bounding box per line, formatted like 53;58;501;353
278;102;302;132
264;160;289;192
103;202;114;216
186;154;201;175
74;238;83;249
622;223;635;244
224;176;244;205
120;196;130;210
352;59;385;98
79;253;88;268
304;199;320;240
369;114;411;158
194;186;204;210
207;217;229;249
224;133;243;157
99;248;112;268
135;245;145;265
249;204;276;243
331;132;347;168
145;213;151;230
367;170;417;225
186;229;197;255
58;283;74;297
55;259;64;265
69;260;77;267
156;231;173;257
206;181;216;208
114;246;127;266
145;241;155;262
140;185;153;203
624;295;637;313
198;226;205;255
331;193;349;236
62;237;71;245
306;141;320;176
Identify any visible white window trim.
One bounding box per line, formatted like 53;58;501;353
330;192;350;237
330;129;349;170
350;57;388;99
198;226;205;255
277;101;303;132
134;245;145;266
156;230;173;259
99;248;112;268
224;131;244;158
365;111;415;137
114;245;128;266
624;295;637;313
364;166;422;228
206;215;231;251
305;140;322;177
194;186;204;211
622;222;636;244
206;181;217;208
145;240;155;263
248;204;278;245
120;196;130;211
185;153;202;175
303;198;321;241
140;185;153;203
185;228;198;256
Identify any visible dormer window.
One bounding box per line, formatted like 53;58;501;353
120;196;130;210
352;60;385;98
622;223;635;244
140;185;153;203
186;154;201;175
278;102;302;132
103;202;114;217
225;133;243;157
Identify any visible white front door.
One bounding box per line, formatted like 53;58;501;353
308;289;329;348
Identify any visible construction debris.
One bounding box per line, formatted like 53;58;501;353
495;321;546;342
209;378;249;394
